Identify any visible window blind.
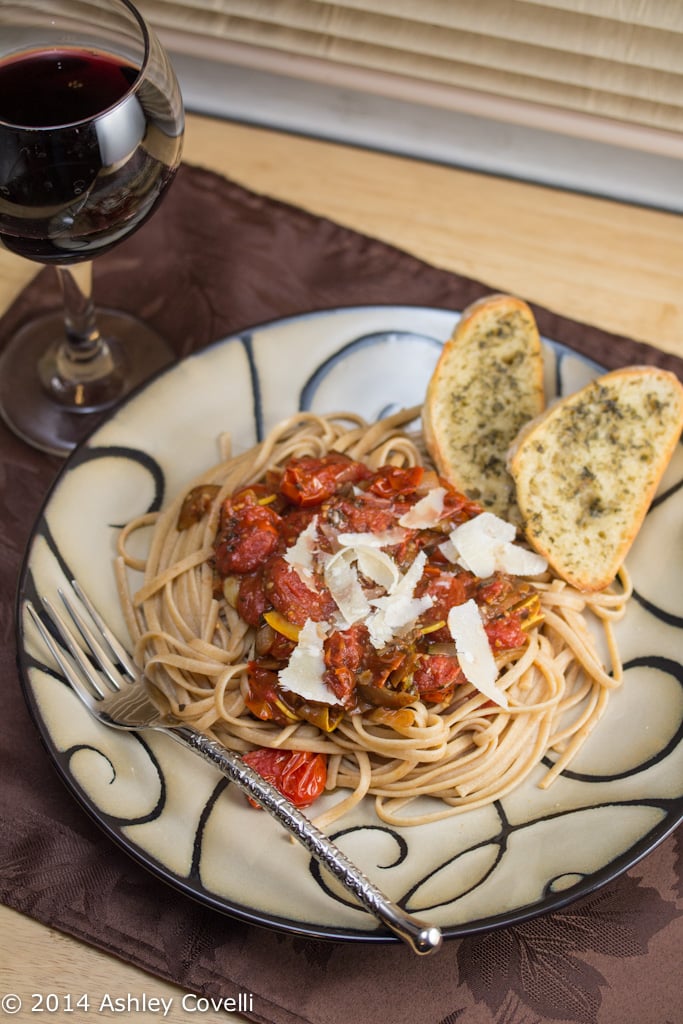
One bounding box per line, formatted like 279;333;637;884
138;0;683;150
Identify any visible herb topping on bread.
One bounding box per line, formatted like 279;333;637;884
423;294;545;523
507;366;683;591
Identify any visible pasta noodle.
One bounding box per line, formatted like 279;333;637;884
115;408;630;827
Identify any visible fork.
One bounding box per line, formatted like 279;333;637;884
26;581;443;956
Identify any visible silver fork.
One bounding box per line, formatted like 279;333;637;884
25;581;442;956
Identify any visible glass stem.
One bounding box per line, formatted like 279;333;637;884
58;262;101;352
56;262;116;376
39;263;125;410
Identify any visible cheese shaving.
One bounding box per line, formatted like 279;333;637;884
323;549;372;626
336;528;409;549
398;487;446;528
447;599;508;707
284;516;320;586
278;618;338;705
442;511;547;578
366;550;433;649
354;545;400;592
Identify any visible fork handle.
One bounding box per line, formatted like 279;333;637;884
167;724;442;955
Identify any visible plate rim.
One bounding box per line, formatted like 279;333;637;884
15;302;683;944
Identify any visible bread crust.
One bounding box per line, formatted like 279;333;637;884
507;366;683;591
423;294;545;523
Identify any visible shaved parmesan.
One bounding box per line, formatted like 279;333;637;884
355;545;400;592
337;528;408;549
324;541;403;623
398;487;446;528
323;549;371;626
366;550;433;649
443;511;547;578
284;516;320;586
447;600;508;708
278;618;338;705
494;542;549;576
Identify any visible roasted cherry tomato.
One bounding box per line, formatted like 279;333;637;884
264;555;337;627
367;464;423;498
279;453;371;507
242;748;327;808
236;573;269;627
215;500;281;575
278;506;319;548
441;485;484;524
323;624;366;704
476;576;510;606
414;654;464;704
326;494;397;534
417;569;474;641
485;615;527;651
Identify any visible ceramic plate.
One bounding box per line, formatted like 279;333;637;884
17;306;683;943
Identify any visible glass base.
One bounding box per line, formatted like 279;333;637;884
0;308;174;457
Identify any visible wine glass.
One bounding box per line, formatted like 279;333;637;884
0;0;184;456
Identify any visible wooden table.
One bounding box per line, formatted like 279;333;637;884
2;112;682;1022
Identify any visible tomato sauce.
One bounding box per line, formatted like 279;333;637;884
211;454;540;734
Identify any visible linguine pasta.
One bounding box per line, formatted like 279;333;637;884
115;408;629;828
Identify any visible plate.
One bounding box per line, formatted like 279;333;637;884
17;305;683;943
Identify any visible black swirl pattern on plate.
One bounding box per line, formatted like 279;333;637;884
68;444;167;517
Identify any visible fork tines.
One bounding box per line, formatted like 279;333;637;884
27;580;137;702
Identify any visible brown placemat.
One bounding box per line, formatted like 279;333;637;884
1;162;681;1024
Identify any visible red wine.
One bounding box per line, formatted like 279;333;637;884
0;47;183;263
0;48;138;127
